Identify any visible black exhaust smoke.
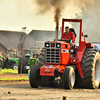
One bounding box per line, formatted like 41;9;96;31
34;0;65;41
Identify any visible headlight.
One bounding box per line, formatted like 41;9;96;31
70;49;74;53
73;59;76;63
56;43;61;48
45;42;50;47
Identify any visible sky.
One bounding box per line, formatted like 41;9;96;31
0;0;93;34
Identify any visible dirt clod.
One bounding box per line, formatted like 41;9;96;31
8;92;11;94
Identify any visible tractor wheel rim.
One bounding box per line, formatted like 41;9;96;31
95;60;100;83
13;66;18;70
71;71;75;86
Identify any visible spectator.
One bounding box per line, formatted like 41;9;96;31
33;50;40;59
0;52;3;56
5;55;9;69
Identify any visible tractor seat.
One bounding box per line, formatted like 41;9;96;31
70;28;77;38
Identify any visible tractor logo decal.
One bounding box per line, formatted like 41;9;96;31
45;69;50;72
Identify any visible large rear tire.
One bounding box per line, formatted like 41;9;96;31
18;57;21;73
63;66;75;89
29;65;40;88
76;49;100;89
38;48;45;68
22;56;29;74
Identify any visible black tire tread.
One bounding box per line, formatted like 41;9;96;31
22;56;29;74
76;49;100;89
29;65;39;88
64;66;75;89
18;57;21;73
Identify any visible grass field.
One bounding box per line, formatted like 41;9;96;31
0;78;29;81
0;69;29;81
0;69;18;74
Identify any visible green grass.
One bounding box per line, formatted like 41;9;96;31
0;78;29;81
0;69;18;74
0;69;29;81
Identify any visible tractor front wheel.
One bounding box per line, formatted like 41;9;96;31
29;65;40;88
63;66;75;89
13;64;18;70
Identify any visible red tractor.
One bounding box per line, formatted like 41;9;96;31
29;19;100;89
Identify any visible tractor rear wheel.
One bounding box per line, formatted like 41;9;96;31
63;66;75;89
18;57;21;73
38;48;45;68
29;65;40;88
18;56;29;74
76;49;100;89
22;56;29;74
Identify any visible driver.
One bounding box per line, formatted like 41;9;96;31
61;26;75;47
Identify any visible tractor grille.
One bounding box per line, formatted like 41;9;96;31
46;49;60;63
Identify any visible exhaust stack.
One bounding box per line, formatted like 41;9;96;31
55;27;59;41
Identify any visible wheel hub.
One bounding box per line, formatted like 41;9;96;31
95;60;100;83
13;65;18;70
71;71;75;87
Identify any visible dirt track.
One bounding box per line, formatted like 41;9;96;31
0;73;28;79
0;81;100;100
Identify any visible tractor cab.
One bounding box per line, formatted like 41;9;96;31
7;49;18;58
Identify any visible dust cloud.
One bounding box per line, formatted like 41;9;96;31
33;0;67;27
